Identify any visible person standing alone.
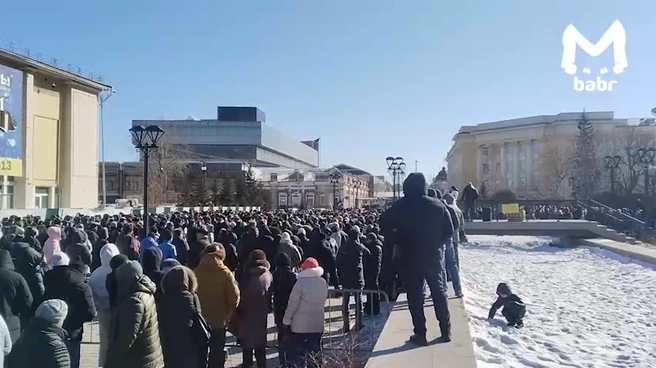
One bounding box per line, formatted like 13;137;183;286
380;173;454;345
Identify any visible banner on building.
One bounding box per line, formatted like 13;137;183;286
0;64;23;176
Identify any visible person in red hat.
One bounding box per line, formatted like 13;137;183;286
282;257;328;368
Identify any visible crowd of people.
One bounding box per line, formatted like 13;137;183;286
0;172;465;368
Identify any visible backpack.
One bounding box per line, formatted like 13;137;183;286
190;295;211;368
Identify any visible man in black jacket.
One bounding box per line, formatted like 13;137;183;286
380;173;454;345
43;252;96;368
0;249;33;343
363;232;383;316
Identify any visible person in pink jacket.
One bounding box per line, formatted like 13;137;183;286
43;226;62;265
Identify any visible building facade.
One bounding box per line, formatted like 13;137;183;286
132;106;319;169
446;112;650;198
100;161;248;205
0;48;109;210
256;166;372;209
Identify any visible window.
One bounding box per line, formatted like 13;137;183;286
494;145;501;155
505;143;514;155
495;162;501;172
482;164;490;174
278;192;288;207
291;192;302;206
482;147;488;156
306;193;315;208
518;142;526;154
270;173;278;181
35;187;50;209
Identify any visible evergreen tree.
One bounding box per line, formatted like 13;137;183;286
243;165;264;205
573;110;598;198
219;179;235;205
210;178;221;205
235;177;248;205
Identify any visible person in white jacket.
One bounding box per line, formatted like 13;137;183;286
0;314;11;368
88;243;120;367
282;257;328;367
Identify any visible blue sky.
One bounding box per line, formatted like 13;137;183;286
3;1;655;180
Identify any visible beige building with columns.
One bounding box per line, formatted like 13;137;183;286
446;112;644;198
0;48;110;210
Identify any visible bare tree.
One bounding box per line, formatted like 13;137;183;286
595;126;656;195
534;140;575;198
140;136;190;206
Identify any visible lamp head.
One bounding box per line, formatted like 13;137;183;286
612;155;622;168
145;125;164;148
386;156;394;169
648;148;656;162
129;125;146;148
603;155;613;168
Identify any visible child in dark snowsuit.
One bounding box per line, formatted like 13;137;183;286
488;282;526;327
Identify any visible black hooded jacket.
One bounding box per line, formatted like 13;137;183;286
488;282;525;319
0;249;33;342
10;240;44;316
379;173;454;272
43;264;96;341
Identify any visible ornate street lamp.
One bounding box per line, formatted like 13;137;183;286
386;156;405;201
200;161;207;203
129;125;164;235
635;148;656;197
329;172;340;210
603;155;622;195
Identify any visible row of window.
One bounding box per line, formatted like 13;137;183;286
278;192;316;207
481;141;542;156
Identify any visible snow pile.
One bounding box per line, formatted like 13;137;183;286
460;235;656;368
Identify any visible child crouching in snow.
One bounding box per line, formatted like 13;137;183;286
488;282;526;328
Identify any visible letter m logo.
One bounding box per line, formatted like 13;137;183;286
561;20;627;75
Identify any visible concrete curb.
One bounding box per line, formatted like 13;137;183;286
580;238;656;265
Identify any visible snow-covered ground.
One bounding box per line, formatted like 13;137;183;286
460;235;656;368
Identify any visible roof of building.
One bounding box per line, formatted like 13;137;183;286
455;111;624;136
0;47;111;91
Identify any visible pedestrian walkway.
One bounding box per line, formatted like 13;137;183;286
79;293;390;368
365;294;477;368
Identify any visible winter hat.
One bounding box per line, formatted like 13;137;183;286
300;257;319;270
297;228;306;237
427;188;437;198
51;252;70;267
110;254;129;270
35;299;69;327
280;232;292;244
13;226;25;238
249;249;267;263
160;258;181;272
403;173;428;197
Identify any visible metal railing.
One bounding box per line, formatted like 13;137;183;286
221;288;390;362
0;40;105;83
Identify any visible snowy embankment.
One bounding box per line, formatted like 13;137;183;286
460;235;656;368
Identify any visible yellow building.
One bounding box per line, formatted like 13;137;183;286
0;48;110;209
446;112;648;198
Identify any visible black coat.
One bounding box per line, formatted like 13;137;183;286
462;184;479;204
43;265;96;341
10;241;44;319
0;249;33;342
380;179;454;274
363;240;382;289
336;238;370;289
271;266;297;322
158;291;202;368
307;235;338;288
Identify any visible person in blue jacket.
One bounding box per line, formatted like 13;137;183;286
157;229;178;261
488;282;526;328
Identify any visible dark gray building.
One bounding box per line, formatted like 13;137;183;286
132;106;319;169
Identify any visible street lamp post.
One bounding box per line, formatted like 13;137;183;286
636;148;656;197
129;125;164;236
330;172;340;210
200;161;207;204
603;155;622;195
386;156;406;202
